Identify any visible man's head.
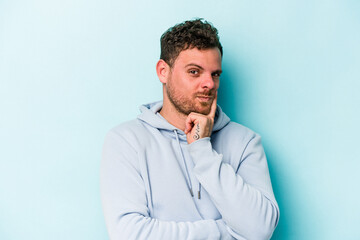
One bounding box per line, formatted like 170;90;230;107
157;19;223;117
160;19;223;67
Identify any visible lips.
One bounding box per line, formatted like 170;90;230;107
196;95;213;102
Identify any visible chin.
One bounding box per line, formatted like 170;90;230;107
194;106;211;115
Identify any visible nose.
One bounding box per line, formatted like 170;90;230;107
201;74;215;89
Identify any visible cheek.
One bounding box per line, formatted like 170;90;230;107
215;80;220;89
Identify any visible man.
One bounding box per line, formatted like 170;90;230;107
101;19;279;240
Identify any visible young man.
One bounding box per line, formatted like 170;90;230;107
101;19;279;240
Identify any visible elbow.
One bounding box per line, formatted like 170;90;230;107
106;213;150;240
229;199;280;240
250;201;280;240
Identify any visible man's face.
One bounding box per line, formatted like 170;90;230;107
165;47;222;116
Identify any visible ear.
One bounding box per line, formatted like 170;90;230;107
156;59;170;84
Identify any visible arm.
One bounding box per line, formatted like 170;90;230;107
184;94;279;239
100;130;222;240
188;135;280;240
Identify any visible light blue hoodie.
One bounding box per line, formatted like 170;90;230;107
100;101;279;240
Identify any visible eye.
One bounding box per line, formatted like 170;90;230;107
189;69;199;75
212;72;221;78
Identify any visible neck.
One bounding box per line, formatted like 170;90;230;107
159;100;187;131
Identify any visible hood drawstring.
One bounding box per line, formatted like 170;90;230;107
138;102;231;200
198;182;201;199
174;130;201;199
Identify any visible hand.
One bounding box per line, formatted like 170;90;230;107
184;93;217;144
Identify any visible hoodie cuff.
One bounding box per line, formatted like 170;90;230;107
216;220;236;240
188;137;222;165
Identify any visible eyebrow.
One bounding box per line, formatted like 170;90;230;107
185;63;204;70
185;63;222;74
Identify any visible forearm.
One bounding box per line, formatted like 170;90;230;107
189;137;279;240
216;219;239;240
101;131;223;240
103;212;221;240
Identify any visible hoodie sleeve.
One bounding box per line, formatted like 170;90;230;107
100;130;223;240
188;135;280;240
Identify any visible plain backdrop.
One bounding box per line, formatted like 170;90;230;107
1;0;359;239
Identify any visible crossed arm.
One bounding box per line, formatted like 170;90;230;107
101;128;279;240
189;135;279;239
100;131;229;239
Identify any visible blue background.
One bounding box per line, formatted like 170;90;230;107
1;0;359;239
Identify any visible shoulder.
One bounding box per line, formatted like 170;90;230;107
217;121;259;143
104;119;146;150
109;119;145;136
213;121;261;153
211;121;265;169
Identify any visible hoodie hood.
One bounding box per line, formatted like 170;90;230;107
137;100;231;134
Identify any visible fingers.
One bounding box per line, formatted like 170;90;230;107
184;111;215;144
184;112;203;134
184;92;217;135
208;91;218;119
184;120;192;134
184;114;196;134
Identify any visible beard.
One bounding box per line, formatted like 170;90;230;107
165;78;215;116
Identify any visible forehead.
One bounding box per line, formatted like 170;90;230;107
173;48;222;69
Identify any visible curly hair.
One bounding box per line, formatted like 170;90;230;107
160;18;223;67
